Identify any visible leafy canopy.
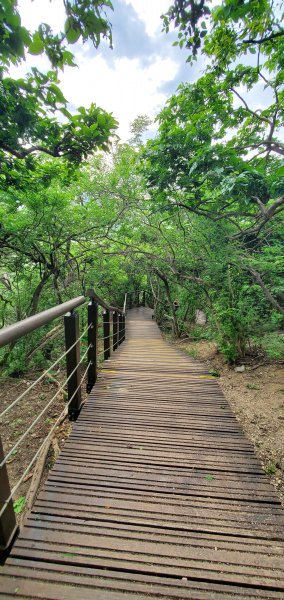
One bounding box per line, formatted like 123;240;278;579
162;0;284;63
0;1;118;187
142;0;284;241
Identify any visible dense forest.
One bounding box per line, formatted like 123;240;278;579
0;0;283;371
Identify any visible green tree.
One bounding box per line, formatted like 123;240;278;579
130;0;284;356
129;115;152;148
163;0;284;63
0;1;117;186
162;1;284;162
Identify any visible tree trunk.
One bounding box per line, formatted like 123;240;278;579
248;268;284;316
28;270;51;316
153;269;179;337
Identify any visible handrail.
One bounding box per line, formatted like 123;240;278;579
0;289;125;350
86;288;123;314
123;293;127;314
0;296;86;349
0;285;126;554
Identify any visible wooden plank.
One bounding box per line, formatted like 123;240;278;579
2;561;284;599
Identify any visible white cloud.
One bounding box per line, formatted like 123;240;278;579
124;0;169;37
60;54;178;140
18;0;65;31
12;0;185;141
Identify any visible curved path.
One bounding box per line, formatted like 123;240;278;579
1;307;284;598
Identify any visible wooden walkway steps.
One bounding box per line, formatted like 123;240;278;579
1;307;284;598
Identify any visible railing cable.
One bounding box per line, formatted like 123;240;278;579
98;345;112;357
0;361;91;520
0;344;91;468
0;322;92;419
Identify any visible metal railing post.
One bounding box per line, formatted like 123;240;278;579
123;293;127;315
64;311;82;420
103;309;111;360
113;311;118;351
87;300;98;393
118;313;123;345
122;314;126;341
0;436;18;554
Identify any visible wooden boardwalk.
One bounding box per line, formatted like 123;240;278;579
1;307;284;598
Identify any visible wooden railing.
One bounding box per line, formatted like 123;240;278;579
0;289;126;554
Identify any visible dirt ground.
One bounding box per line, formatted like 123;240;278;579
175;338;284;503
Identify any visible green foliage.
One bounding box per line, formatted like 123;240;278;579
0;1;113;69
13;496;25;514
131;0;284;361
264;463;277;475
189;327;213;342
0;145;146;371
186;347;198;359
204;474;215;481
0;1;117;186
148;0;284;241
0;1;283;372
162;0;284;66
258;333;284;360
129;115;152;147
208;369;220;378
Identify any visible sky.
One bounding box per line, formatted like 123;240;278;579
16;0;203;142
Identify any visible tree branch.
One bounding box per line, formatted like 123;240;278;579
230;88;272;125
243;30;284;45
235;140;284;157
248;268;284;315
230;195;284;240
1;143;60;159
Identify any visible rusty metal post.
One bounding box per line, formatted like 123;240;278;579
0;436;18;554
87;300;98;393
113;311;118;351
64;311;82;420
103;309;111;360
